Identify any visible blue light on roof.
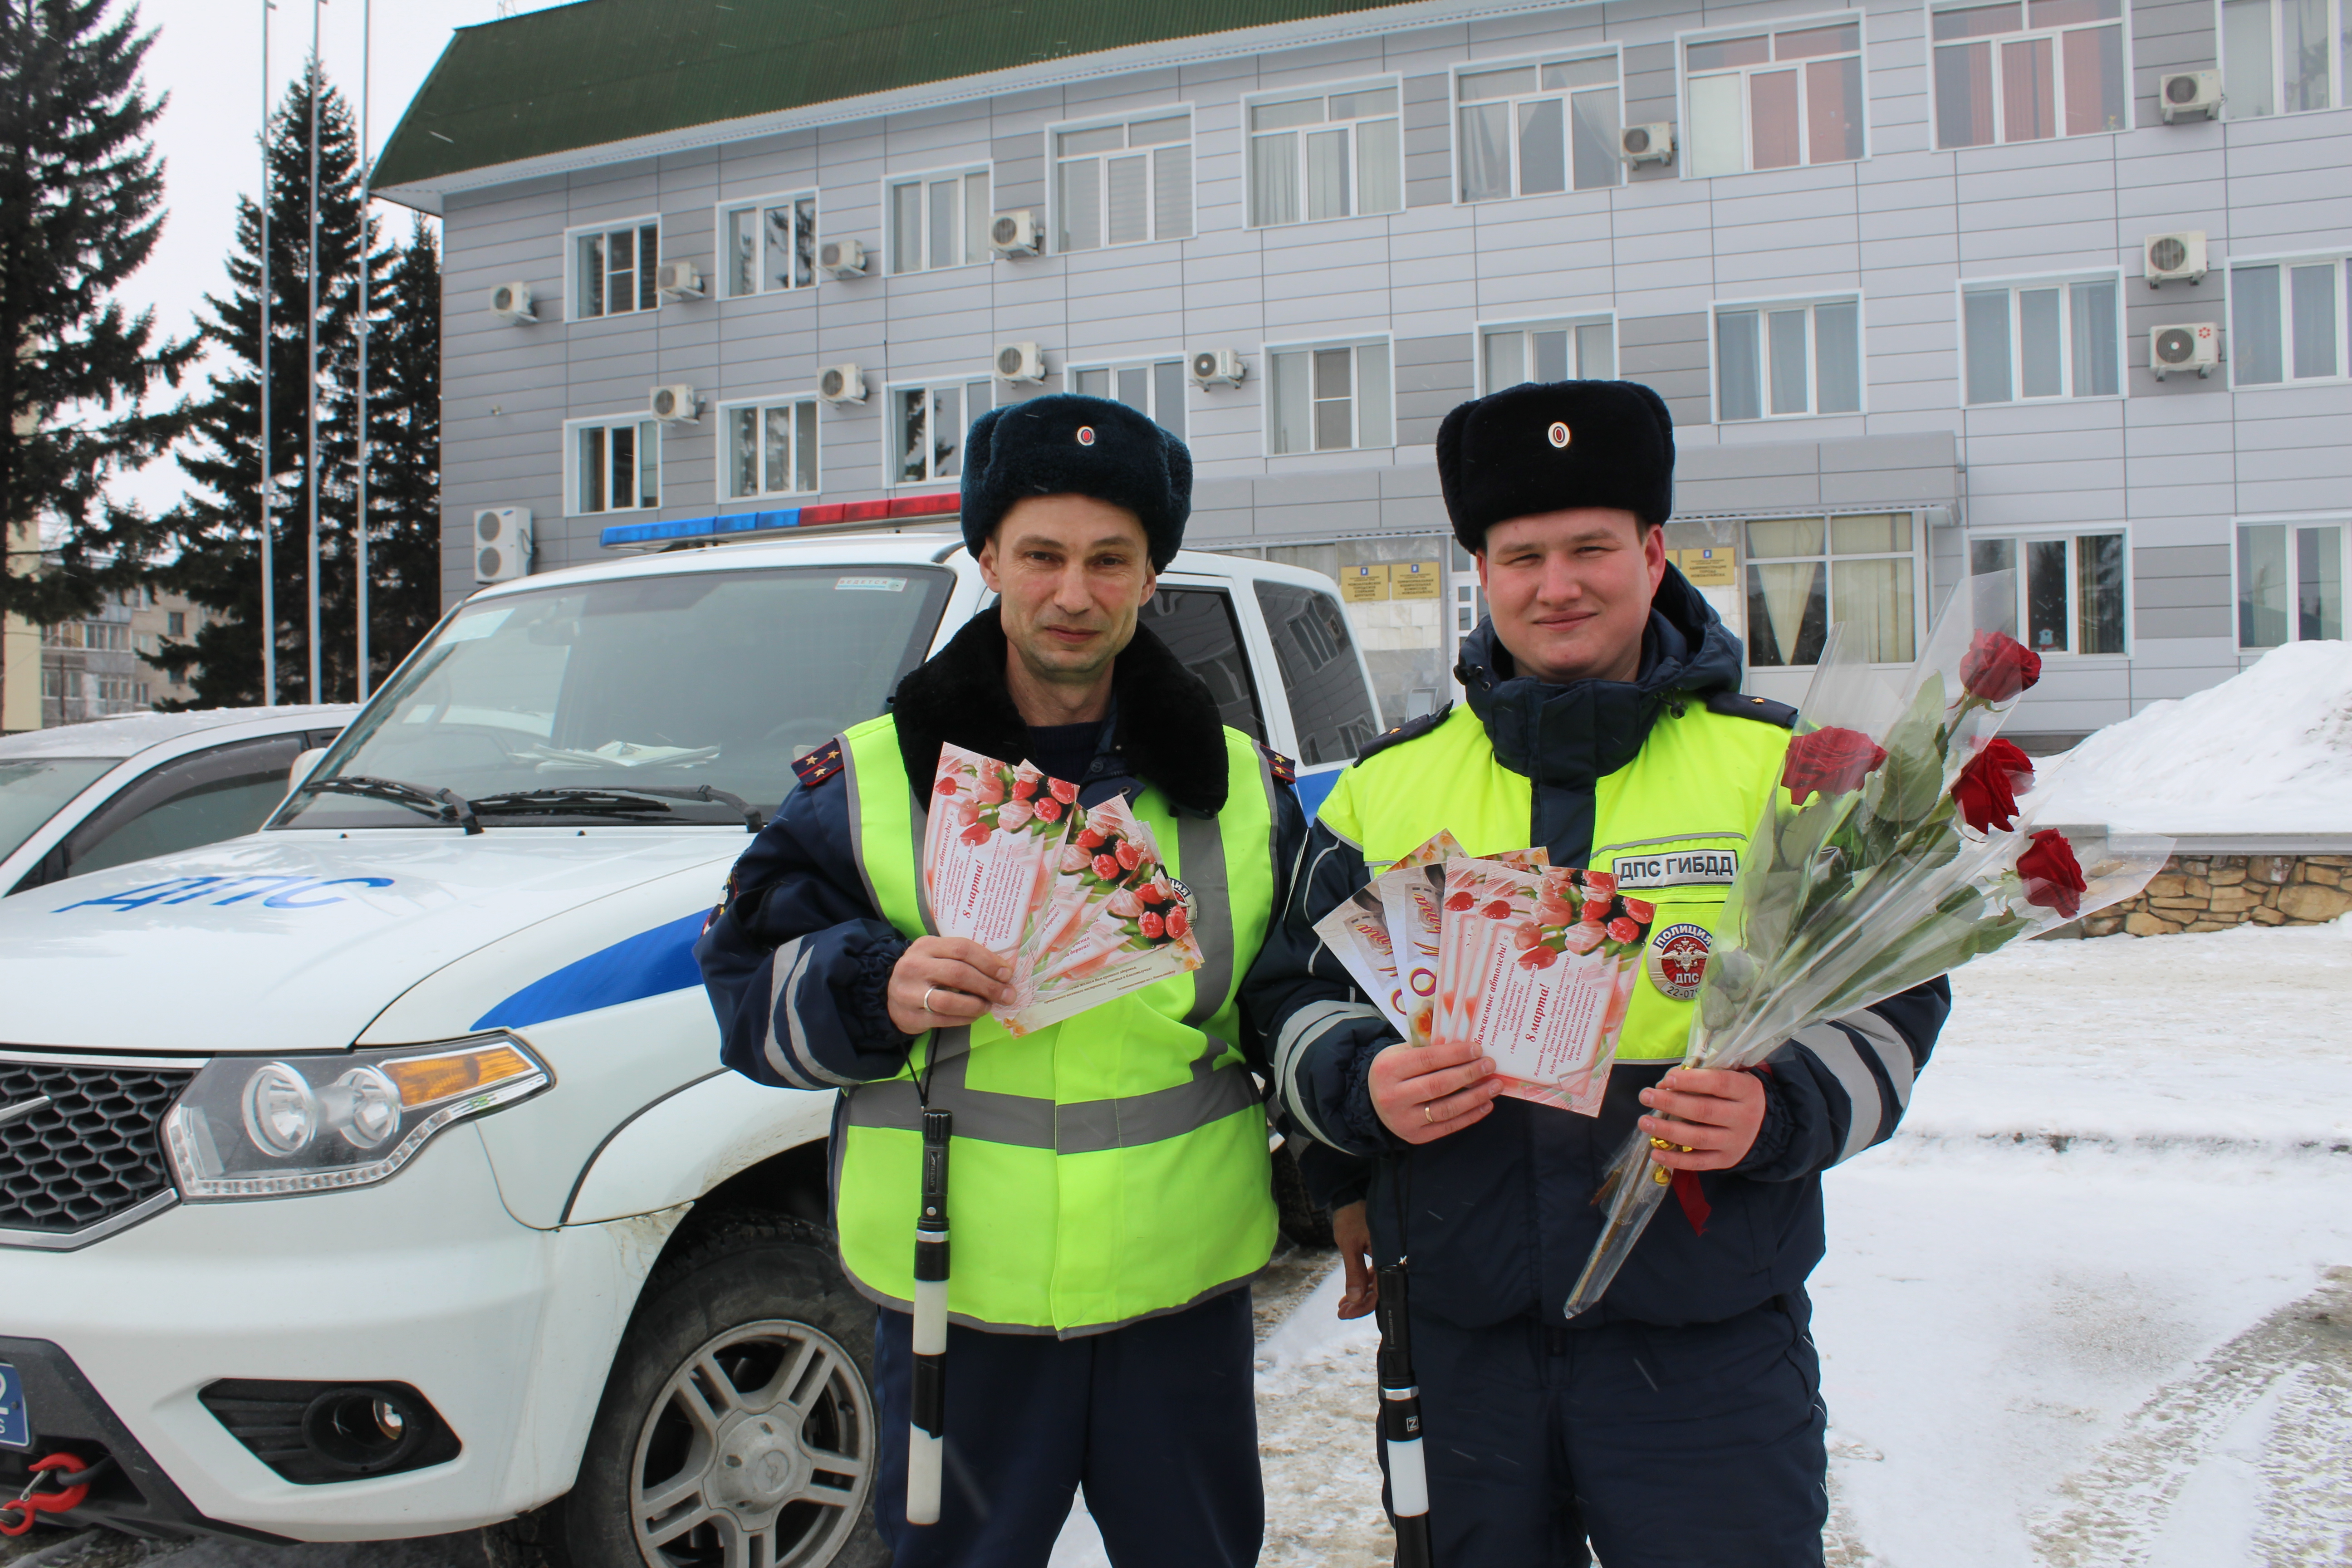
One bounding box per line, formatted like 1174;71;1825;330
599;510;800;549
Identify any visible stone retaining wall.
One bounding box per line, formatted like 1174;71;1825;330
2077;854;2352;937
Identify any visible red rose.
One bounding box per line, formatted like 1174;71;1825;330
1607;916;1640;944
1137;880;1167;905
2017;828;2087;919
1623;897;1656;923
1166;905;1190;941
1781;725;1888;805
960;822;990;846
1444;890;1475;911
1138;910;1166;941
1033;796;1063;823
1093;853;1121;880
1950;738;2036;833
1518;944;1560;970
1115;839;1145;872
1581;872;1618;897
1960;631;2042;704
1048;776;1079;805
1581;898;1612;925
1480;899;1514;921
1012;774;1038;800
1076;827;1107;851
933;776;959;795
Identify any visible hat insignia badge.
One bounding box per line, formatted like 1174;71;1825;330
1076;425;1096;446
1547;421;1572;449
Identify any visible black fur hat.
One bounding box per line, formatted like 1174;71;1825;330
1436;380;1676;554
960;394;1192;568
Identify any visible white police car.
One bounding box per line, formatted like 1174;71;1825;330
0;534;1376;1559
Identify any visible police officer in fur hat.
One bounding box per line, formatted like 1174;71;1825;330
700;394;1307;1567
1240;381;1952;1565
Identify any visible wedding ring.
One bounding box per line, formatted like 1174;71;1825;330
1423;1103;1435;1125
922;986;940;1016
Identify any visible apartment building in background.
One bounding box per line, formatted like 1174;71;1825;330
34;587;208;728
374;0;2352;747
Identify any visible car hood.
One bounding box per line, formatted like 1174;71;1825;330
0;828;745;1054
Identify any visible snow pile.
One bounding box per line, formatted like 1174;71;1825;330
2037;640;2352;835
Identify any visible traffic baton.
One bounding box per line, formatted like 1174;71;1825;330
1375;1260;1433;1568
906;1107;951;1525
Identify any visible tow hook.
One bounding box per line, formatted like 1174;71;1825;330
0;1452;111;1534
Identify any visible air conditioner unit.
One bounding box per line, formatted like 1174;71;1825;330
990;209;1043;259
474;507;533;584
818;363;867;404
818;238;868;279
995;342;1046;383
2151;322;2221;379
1619;122;1676;165
487;281;536;323
1189;348;1246;389
2160;70;2223;123
655;259;704;300
2144;230;2209;288
648;383;698;422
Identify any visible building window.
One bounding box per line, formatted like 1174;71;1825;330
722;397;820;500
1931;0;2127;147
2223;0;2350;116
1962;276;2121;402
39;666;61;698
1246;81;1403;227
1068;359;1187;439
1746;513;1920;666
1455;53;1623;200
40;622;76;648
888;168;991;274
891;377;994;485
1480;317;1616;392
2236;519;2346;646
1054;113;1193;252
1267;340;1394;455
1683;18;1866;176
1715;297;1863;421
1971;533;2127;655
2230;257;2348;385
166;611;185;636
719;193;817;297
570;417;661;514
573;220;660;318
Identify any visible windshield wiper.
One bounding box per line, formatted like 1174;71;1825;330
304;775;483;835
469;785;765;833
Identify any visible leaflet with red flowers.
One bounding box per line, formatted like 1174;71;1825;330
1313;887;1411;1034
924;744;1079;955
999;794;1202;1034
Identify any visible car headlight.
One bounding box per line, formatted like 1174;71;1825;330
163;1034;552;1199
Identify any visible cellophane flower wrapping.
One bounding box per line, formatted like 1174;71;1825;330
1561;573;2174;1319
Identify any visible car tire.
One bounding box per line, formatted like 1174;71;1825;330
546;1212;890;1568
1271;1139;1335;1250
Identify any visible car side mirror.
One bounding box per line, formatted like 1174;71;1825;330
286;748;328;798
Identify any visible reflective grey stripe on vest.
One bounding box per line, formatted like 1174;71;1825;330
846;1027;1261;1153
1176;808;1230;1028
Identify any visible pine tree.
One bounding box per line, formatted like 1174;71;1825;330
0;0;196;704
157;66;386;706
358;216;443;688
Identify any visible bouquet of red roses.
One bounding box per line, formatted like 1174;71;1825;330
1562;576;2172;1318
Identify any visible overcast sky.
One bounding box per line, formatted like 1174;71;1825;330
116;0;570;515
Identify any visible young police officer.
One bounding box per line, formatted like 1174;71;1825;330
698;395;1304;1568
1243;381;1951;1566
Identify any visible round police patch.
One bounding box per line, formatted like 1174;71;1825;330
1645;922;1712;1002
1076;425;1097;446
1547;420;1572;449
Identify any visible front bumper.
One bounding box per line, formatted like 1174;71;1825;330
0;1126;670;1540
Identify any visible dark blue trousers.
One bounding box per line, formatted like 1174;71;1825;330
1397;1294;1828;1568
871;1287;1262;1568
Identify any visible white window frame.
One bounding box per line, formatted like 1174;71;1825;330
2231;513;2349;647
2226;251;2352;389
564;215;662;322
1242;77;1406;229
1710;293;1867;423
1968;529;2133;659
885;374;995;488
712;191;818;299
1048;107;1196;254
1475;313;1619;393
883;165;994;275
2220;0;2350;117
1927;0;2134;147
563;413;663;516
1451;48;1626;202
714;392;823;504
1957;270;2126;405
1263;335;1396;457
1743;511;1929;669
1678;12;1871;178
1064;357;1190;439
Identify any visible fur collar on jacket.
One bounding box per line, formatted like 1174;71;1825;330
888;605;1231;815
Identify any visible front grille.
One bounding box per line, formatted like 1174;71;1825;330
0;1061;191;1237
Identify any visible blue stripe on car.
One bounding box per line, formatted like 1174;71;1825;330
473;910;708;1031
1294;764;1343;822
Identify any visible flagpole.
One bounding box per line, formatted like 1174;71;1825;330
258;0;276;707
353;0;372;700
304;0;323;704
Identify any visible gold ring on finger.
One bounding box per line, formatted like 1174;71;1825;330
1423;1103;1435;1125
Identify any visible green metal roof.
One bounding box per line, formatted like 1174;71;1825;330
376;0;1414;193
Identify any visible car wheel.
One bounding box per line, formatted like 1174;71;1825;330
551;1213;889;1568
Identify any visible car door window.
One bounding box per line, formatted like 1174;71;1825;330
29;735;307;887
1254;581;1380;765
1140;587;1264;741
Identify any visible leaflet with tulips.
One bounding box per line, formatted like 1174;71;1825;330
924;744;1202;1036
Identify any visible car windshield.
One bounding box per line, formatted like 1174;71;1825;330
0;757;116;862
275;564;954;830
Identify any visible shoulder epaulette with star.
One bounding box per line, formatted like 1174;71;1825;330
791;737;847;789
1353;701;1455;765
1258;743;1297;785
1704;690;1799;729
